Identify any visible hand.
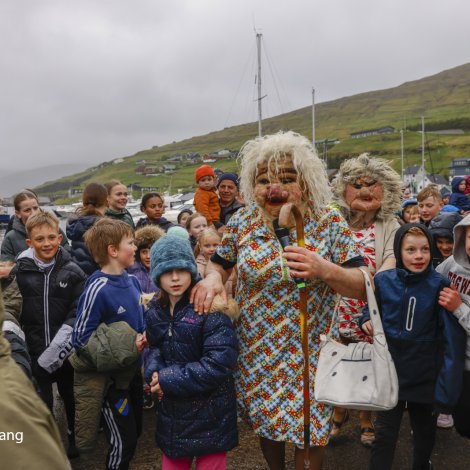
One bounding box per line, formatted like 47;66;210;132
135;332;148;353
439;285;462;312
150;371;163;399
282;245;327;280
362;320;373;336
0;261;14;279
190;274;225;315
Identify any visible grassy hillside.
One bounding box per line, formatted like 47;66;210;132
36;62;470;202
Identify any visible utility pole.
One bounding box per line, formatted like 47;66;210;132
256;33;263;137
400;129;404;181
312;87;316;149
421;116;425;190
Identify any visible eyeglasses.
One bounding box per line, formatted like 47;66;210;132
351;180;378;190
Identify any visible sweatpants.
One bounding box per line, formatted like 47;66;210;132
370;400;436;470
162;452;227;470
453;370;470;439
102;371;143;470
32;359;75;433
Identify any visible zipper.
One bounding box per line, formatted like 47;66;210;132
43;269;52;346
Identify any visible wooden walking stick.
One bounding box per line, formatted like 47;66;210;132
278;203;310;469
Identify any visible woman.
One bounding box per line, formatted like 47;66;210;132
330;154;401;446
191;131;367;470
104;180;135;227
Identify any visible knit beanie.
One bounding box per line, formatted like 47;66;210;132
150;235;198;286
195;164;215;182
217;172;239;188
167;225;190;240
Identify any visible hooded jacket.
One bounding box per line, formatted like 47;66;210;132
360;223;466;408
135;216;175;232
144;293;239;458
449;177;470;212
437;214;470;371
428;212;462;267
14;246;87;359
1;216;69;262
66;215;100;275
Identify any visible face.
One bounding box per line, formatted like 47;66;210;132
200;235;220;259
402;188;411;199
465;227;470;258
159;269;192;304
435;236;454;259
459;180;467;192
402;206;415;223
188;217;207;237
442;196;450;205
344;177;384;214
218;180;238;205
178;212;191;227
143;196;164;221
16;198;40;224
139;248;151;269
409;213;421;223
198;175;215;191
114;235;136;268
254;156;304;219
26;224;62;263
108;184;128;211
401;233;431;273
418;196;443;222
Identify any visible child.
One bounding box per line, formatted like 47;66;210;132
429;212;462;268
72;218;146;469
177;208;193;227
193;164;220;226
449;176;470;214
14;212;87;458
417;184;443;226
185;212;208;251
144;234;238;469
360;223;466;470
128;225;164;293
437;214;470;439
136;192;175;232
1;190;68;263
400;199;419;224
67;182;108;275
442;192;451;206
195;227;221;278
105;179;135;227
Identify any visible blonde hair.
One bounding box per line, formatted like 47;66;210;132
417;184;442;203
194;227;221;257
25;212;59;236
238;131;330;209
185;212;207;232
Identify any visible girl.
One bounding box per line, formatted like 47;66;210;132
104;179;135;227
145;234;238;469
184;212;208;252
1;190;68;262
136;192;174;231
67;182;108;275
195;227;221;278
177;208;193;227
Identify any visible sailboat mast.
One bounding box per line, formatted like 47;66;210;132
257;33;263;137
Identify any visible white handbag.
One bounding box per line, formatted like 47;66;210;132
314;269;399;411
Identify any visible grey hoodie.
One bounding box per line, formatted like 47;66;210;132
436;214;470;370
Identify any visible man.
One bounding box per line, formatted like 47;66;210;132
215;173;244;232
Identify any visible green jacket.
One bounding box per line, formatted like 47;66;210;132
69;321;140;452
105;208;135;228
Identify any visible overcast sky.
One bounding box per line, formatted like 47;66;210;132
1;0;469;174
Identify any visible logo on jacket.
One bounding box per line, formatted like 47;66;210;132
115;398;129;416
59;281;68;288
117;306;126;314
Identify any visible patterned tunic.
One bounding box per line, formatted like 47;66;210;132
216;203;360;446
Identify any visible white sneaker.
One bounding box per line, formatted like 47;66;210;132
437;413;454;429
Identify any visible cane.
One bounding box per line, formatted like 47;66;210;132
278;203;310;469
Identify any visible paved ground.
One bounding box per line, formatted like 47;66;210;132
67;408;470;469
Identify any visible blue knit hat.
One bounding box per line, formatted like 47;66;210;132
150;235;198;286
217;172;239;188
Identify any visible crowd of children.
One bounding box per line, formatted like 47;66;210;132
3;163;470;470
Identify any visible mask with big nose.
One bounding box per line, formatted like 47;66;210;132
266;182;289;204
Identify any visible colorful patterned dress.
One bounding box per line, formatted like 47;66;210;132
216;203;361;446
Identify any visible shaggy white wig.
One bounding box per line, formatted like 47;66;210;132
238;131;331;208
331;153;402;221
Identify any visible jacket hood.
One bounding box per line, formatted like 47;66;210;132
16;245;71;267
452;214;470;269
66;215;99;241
429;212;462;240
11;217;27;236
451;176;465;193
393;223;433;271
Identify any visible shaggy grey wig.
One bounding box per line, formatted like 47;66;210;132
238;131;331;208
331;153;402;221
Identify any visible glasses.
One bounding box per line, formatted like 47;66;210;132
351;180;378;190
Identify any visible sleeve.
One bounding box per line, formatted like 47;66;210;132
194;190;213;225
452;302;470;334
359;275;383;329
64;267;87;327
143;308;167;384
382;219;400;264
157;313;238;397
211;211;241;268
0;234;15;262
2;278;22;321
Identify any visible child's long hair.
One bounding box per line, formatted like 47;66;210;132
77;182;108;216
194;227;221;257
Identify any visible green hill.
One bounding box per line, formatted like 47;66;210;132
37;62;470;202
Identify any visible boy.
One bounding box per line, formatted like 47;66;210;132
360;223;465;470
429;212;462;269
437;214;470;439
417;184;443;225
72;218;146;470
14;211;87;458
193;164;221;226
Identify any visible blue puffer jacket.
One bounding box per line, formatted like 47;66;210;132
66;215;100;276
144;294;238;459
449;176;470;212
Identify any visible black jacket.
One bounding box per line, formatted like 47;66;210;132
135;216;175;232
14;246;86;359
428;212;462;267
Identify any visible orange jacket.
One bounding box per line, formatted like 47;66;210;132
194;188;220;226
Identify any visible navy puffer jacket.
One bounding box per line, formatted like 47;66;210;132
66;215;100;276
144;295;238;458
